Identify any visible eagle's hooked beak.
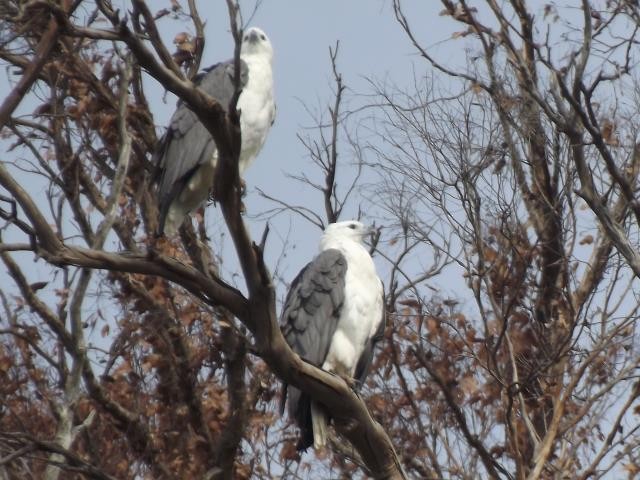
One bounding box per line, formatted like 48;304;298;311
247;30;259;43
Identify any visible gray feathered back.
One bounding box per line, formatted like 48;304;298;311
154;60;248;231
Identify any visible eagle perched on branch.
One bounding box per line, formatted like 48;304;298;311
281;221;385;451
154;27;275;235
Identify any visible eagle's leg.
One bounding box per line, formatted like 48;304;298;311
328;363;357;389
338;372;357;389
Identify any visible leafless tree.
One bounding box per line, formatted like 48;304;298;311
360;1;640;478
0;1;405;479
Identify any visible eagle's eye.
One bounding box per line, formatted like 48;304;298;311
349;224;357;229
260;34;266;40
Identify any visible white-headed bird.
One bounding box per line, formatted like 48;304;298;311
281;221;385;451
155;27;275;235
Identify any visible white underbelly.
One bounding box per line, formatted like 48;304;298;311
238;92;274;173
322;272;382;375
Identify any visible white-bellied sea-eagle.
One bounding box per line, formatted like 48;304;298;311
281;221;385;451
154;27;275;235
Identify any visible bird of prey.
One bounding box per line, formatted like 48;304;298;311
281;221;385;451
154;27;276;235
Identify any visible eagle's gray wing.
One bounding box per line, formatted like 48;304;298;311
280;248;347;450
281;249;347;365
154;60;248;233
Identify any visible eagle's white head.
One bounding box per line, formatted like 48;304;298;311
320;221;373;250
240;27;273;62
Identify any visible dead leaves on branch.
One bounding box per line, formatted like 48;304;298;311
173;31;199;68
601;118;620;146
0;265;279;478
370;274;555;470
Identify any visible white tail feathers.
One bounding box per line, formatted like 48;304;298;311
162;206;182;237
310;402;327;450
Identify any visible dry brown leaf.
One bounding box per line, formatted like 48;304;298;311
624;462;640;479
398;297;421;309
426;315;438;332
601;119;619;146
579;234;594;245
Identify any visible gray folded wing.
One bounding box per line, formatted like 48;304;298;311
154;60;248;230
281;249;346;367
280;249;347;450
